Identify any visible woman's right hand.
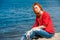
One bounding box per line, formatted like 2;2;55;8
38;25;46;29
32;27;41;31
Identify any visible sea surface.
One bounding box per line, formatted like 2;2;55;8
0;0;60;40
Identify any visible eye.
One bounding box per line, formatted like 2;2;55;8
35;7;37;9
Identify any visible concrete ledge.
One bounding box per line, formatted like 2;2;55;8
33;33;60;40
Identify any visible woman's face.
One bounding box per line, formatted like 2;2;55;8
33;5;41;17
34;5;40;13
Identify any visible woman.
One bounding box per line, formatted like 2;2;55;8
21;2;55;40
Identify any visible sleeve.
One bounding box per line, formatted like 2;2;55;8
43;12;50;27
32;17;39;28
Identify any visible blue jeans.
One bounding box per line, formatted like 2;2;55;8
21;29;54;40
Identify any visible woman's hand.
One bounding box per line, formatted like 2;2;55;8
32;25;46;30
32;27;41;31
38;25;46;29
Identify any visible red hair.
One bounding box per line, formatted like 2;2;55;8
33;2;44;12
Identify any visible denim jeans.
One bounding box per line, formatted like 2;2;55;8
21;29;54;40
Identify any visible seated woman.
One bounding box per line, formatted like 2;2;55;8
21;2;55;40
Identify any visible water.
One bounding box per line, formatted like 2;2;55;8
0;0;60;40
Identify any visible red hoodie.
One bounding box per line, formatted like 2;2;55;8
32;11;55;34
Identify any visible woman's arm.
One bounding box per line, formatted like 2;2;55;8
40;12;50;29
32;17;39;28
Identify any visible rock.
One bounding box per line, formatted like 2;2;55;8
32;33;60;40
